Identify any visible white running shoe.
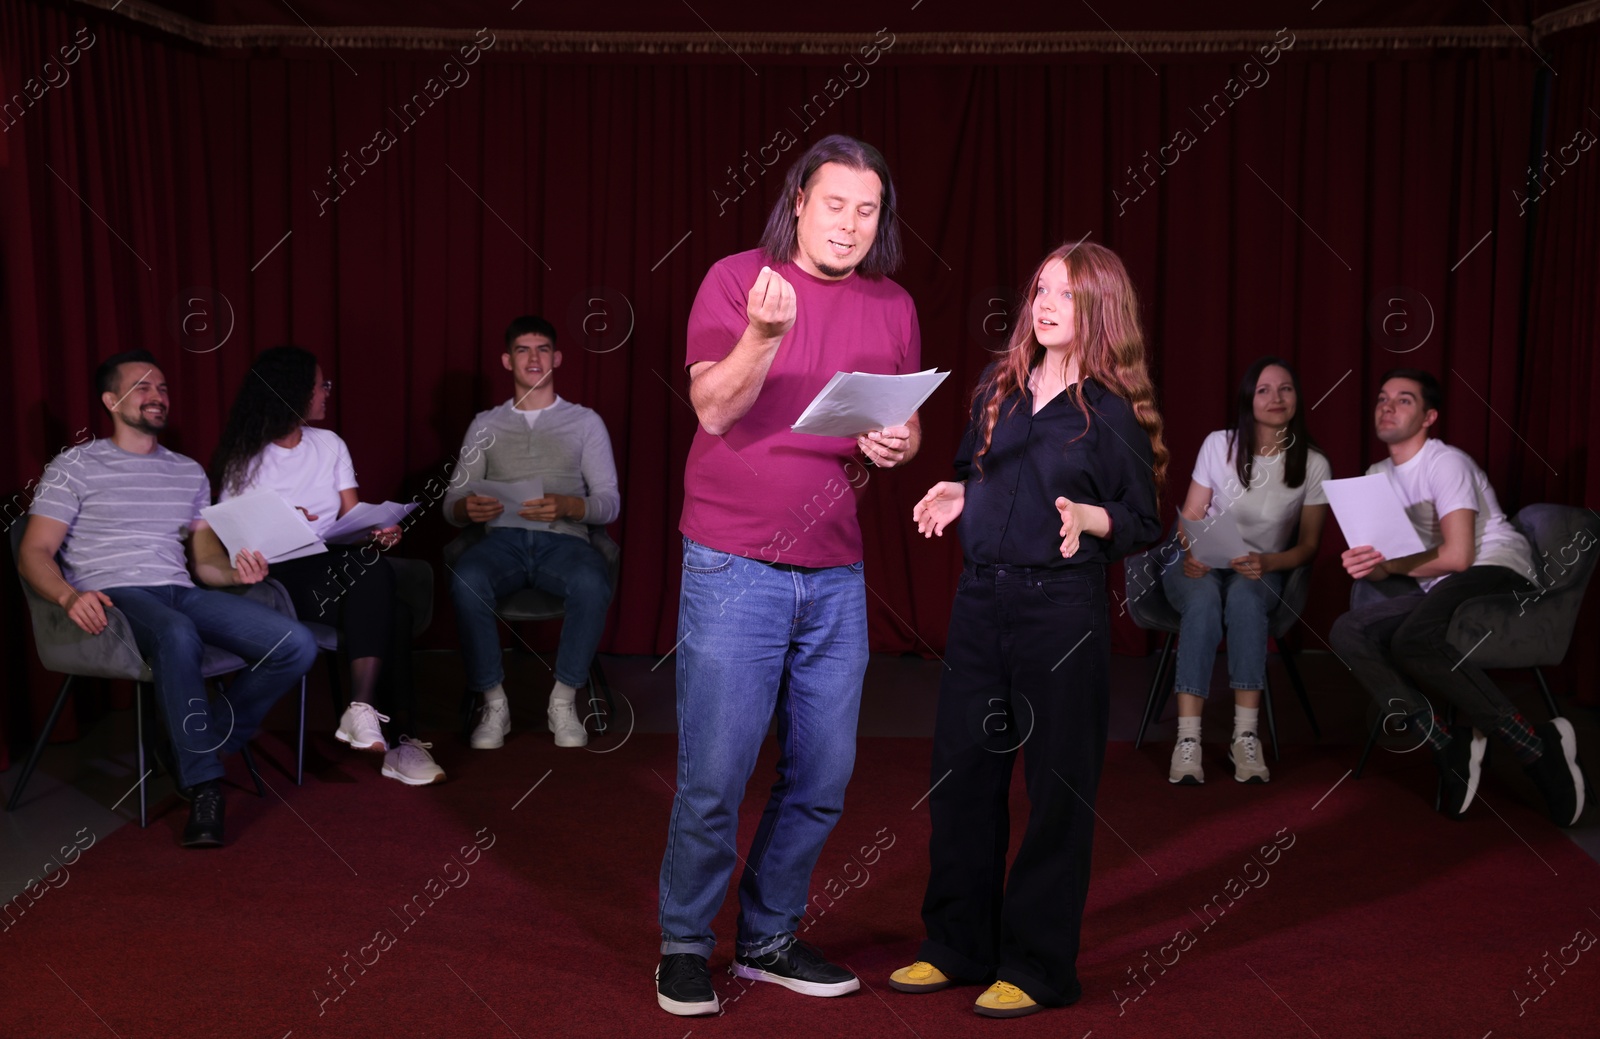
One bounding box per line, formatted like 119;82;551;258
381;736;445;786
1229;731;1271;784
470;700;511;749
548;699;589;748
1169;737;1204;784
335;702;390;752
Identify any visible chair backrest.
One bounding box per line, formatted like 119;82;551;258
8;514;150;680
1120;527;1183;633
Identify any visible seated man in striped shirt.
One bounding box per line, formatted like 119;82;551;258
19;350;317;848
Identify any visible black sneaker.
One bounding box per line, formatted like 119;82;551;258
734;939;860;997
181;781;225;848
1525;718;1587;827
656;953;719;1016
1436;726;1486;820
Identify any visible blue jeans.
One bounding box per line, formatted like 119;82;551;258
1160;563;1284;697
659;538;869;958
107;585;318;788
449;528;612;691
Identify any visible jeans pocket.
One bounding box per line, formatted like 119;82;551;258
682;538;734;574
1037;574;1092;608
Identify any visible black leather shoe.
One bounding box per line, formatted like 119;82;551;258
734;939;859;997
656;953;719;1016
181;781;225;848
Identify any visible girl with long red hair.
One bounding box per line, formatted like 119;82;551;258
892;241;1165;1017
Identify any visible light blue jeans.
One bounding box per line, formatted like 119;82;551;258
658;537;869;958
1160;562;1284;697
449;528;612;691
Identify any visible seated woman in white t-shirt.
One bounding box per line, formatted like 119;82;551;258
1161;357;1331;786
211;346;441;787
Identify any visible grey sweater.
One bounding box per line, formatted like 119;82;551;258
443;397;620;542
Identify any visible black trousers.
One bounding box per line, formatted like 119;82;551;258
1328;566;1537;733
918;562;1110;1006
268;546;416;732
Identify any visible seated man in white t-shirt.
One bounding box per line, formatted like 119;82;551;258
1329;369;1585;826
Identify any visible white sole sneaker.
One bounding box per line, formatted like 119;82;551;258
334;727;386;752
1552;717;1587;825
730;962;860;997
381;761;445;785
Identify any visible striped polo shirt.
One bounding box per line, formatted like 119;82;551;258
29;439;211;591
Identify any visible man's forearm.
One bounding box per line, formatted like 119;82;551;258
689;327;784;436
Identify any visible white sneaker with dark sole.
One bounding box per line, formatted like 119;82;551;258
1229;732;1270;783
1169;737;1204;785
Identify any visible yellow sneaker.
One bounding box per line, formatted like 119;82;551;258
888;960;951;993
974;980;1041;1018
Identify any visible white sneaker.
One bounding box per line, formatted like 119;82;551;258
1169;737;1204;784
335;702;390;752
1229;731;1270;784
381;736;445;786
470;700;511;749
548;699;588;748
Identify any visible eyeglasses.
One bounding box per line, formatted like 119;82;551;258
319;380;334;392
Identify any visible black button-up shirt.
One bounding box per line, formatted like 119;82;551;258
954;371;1161;568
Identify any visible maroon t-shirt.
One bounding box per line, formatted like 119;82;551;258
681;249;922;567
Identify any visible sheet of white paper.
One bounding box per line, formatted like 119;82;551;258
201;491;326;564
791;368;950;438
1322;474;1430;560
470;478;547;530
322;501;421;545
1184;509;1254;569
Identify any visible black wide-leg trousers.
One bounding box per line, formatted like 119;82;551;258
918;562;1111;1006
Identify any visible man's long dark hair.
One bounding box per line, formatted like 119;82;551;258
758;134;903;277
1228;356;1321;490
211;346;319;496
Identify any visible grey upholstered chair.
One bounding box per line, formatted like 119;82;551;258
252;555;435;782
1123;527;1320;762
6;517;284;825
441;524;621;737
1353;503;1600;777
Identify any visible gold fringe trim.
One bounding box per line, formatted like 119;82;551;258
74;0;1600;55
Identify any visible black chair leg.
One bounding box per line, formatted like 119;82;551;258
1354;714;1385;779
587;657;616;736
1534;668;1561;719
6;675;76;812
240;745;267;798
326;653;346;714
136;682;148;828
1261;674;1281;762
1280;643;1320;740
296;676;307;786
1135;634;1176;750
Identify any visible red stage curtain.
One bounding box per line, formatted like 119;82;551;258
3;0;1572;746
1518;21;1600;695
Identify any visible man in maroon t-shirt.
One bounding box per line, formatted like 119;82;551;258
656;135;923;1016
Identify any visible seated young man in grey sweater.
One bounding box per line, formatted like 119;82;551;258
444;316;621;750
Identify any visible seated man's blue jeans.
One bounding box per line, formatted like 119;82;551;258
658;538;869;959
107;584;318;788
1160;563;1284;696
449;527;612;692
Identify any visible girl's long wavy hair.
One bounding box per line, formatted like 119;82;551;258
1228;355;1322;490
971;241;1168;491
211;346;319;496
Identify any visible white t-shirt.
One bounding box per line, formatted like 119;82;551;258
1366;437;1536;592
1191;429;1331;554
220;426;358;539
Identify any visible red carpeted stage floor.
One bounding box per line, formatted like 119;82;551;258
4;730;1597;1039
